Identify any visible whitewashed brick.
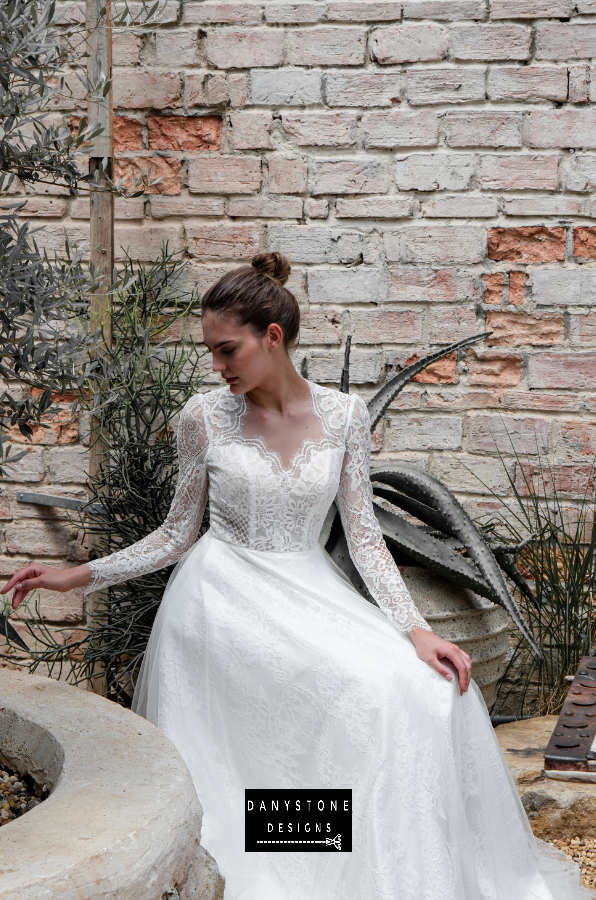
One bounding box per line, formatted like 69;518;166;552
487;66;568;102
386;415;463;451
567;155;596;192
306;199;329;218
150;196;225;218
421;195;498;218
115;225;184;260
286;27;366;65
467;415;549;455
536;25;596;61
407;68;486;105
387;267;457;302
298;307;341;343
113;33;142;66
530;110;596;149
0;447;44;483
444;112;522;148
429;456;515;495
206;29;283;69
479;154;559;191
429;305;477;342
307;267;380;302
281;112;356;146
153;31;198;66
362;110;439;148
186;72;228;106
265;3;324;23
268;225;361;263
312;159;389;194
350;309;423;344
186;223;264;259
229;74;250;106
395;153;475;191
450;25;531;62
371;24;448;65
187;158;261;194
403;0;486;18
531;268;596;307
183;2;262;23
503;196;585;217
325;2;402;20
336;197;413;218
228;197;303;217
492;0;572;14
251;69;322;104
269;157;307;193
402;226;485;264
570;66;589;104
325;72;402;107
229;112;273;150
305;350;380;383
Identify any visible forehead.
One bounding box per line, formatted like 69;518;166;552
202;310;253;343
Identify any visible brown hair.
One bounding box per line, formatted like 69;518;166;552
201;252;300;348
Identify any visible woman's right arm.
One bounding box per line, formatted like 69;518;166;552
1;392;209;609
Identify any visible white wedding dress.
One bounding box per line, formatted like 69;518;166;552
84;379;593;900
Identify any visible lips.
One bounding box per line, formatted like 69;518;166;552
225;377;238;384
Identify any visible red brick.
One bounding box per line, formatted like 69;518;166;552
185;223;264;259
465;349;522;386
483;273;504;304
488;227;566;263
114;157;181;194
515;462;593;497
528;352;596;389
507;271;526;305
405;351;457;384
148;115;221;151
574;227;596;260
559;421;596;457
114;116;143;151
486;311;564;345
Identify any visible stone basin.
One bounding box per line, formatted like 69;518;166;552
0;668;223;900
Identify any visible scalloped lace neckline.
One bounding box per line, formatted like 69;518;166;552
235;380;332;476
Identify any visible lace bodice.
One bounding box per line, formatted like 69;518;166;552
84;381;432;635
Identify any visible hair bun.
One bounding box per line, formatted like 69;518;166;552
251;251;291;287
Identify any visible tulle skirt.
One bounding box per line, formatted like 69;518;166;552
131;529;594;900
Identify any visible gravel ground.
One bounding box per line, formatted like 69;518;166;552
546;837;596;891
0;764;46;826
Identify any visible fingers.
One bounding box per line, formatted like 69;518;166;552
1;567;35;595
441;648;472;696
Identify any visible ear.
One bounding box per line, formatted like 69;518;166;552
265;322;284;351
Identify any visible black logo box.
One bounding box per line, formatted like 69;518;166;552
245;789;352;852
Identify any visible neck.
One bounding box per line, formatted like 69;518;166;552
245;357;310;414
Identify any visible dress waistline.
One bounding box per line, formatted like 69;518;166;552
206;528;323;559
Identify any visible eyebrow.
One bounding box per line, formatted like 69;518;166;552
205;339;234;352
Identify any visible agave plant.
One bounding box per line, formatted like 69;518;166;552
320;333;543;661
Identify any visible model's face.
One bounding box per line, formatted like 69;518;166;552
202;310;285;393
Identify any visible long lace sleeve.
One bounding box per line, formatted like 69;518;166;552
83;393;209;596
335;393;433;635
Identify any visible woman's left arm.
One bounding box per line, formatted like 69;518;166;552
335;393;472;694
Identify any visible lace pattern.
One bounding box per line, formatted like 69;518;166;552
336;394;433;635
84;381;432;635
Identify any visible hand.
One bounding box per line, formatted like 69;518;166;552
0;563;91;611
408;627;472;696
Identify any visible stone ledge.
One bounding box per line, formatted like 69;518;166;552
496;715;596;840
0;669;223;900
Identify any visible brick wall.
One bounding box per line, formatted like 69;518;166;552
3;1;596;655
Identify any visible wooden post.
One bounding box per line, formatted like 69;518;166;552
85;0;114;694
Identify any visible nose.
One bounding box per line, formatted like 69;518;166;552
211;354;224;373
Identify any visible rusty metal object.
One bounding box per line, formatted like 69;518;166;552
544;657;596;773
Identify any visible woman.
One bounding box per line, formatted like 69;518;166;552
2;252;591;900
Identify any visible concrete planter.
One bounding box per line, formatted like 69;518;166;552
397;566;510;709
0;669;223;900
